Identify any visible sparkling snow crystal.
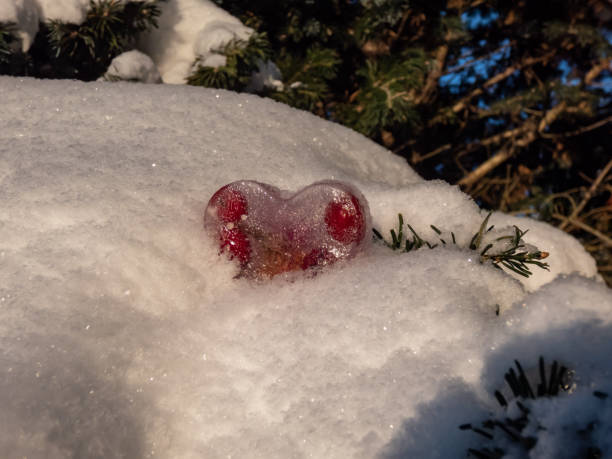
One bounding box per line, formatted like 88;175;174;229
0;76;610;458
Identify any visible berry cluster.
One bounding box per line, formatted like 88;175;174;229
204;181;369;278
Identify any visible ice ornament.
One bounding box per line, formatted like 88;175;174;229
204;180;371;278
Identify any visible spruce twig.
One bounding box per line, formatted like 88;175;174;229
0;22;16;64
462;357;585;457
373;212;550;278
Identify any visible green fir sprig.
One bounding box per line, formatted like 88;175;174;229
0;22;16;64
461;357;606;458
45;0;164;79
187;32;271;89
269;46;339;111
373;212;550;278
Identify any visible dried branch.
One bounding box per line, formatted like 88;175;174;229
457;101;569;188
559;159;612;230
416;44;449;105
553;213;612;247
537;101;567;133
442;41;513;76
451;52;554;113
540;115;612;139
457;141;520;187
585;57;612;85
411;143;451;163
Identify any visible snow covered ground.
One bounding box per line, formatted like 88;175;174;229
0;76;611;458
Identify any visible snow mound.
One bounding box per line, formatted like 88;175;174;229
102;50;162;84
0;76;609;458
0;0;91;53
0;0;40;52
138;0;253;84
37;0;89;24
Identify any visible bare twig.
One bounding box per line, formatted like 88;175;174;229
457;141;519;188
553;213;612;247
416;122;532;166
442;41;513;76
585;57;612;85
457;100;571;188
411;143;452;163
537;101;567;133
417;44;449;105
451;52;554;113
540;115;612;139
559;159;612;230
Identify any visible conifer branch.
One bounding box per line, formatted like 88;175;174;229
460;357;609;457
0;22;16;63
373;212;549;277
450;52;555;113
187;32;270;89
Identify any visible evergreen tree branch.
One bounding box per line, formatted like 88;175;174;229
450;52;555;114
374;213;550;277
0;23;16;63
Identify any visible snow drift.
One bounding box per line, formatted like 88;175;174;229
0;76;610;458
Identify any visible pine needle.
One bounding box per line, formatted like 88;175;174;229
373;212;550;278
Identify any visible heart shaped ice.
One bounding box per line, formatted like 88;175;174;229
204;180;371;278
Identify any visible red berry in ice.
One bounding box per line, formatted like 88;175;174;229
219;227;251;264
324;195;365;244
205;180;370;278
301;248;335;270
209;185;248;223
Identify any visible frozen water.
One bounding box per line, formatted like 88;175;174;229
37;0;89;23
0;76;610;458
0;0;39;52
245;60;284;93
138;0;253;84
0;0;89;49
102;50;162;84
1;0;253;85
204;180;370;278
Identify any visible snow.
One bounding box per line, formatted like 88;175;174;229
102;50;162;84
245;60;284;93
138;0;253;84
36;0;89;23
0;0;39;52
0;76;610;458
1;0;253;85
